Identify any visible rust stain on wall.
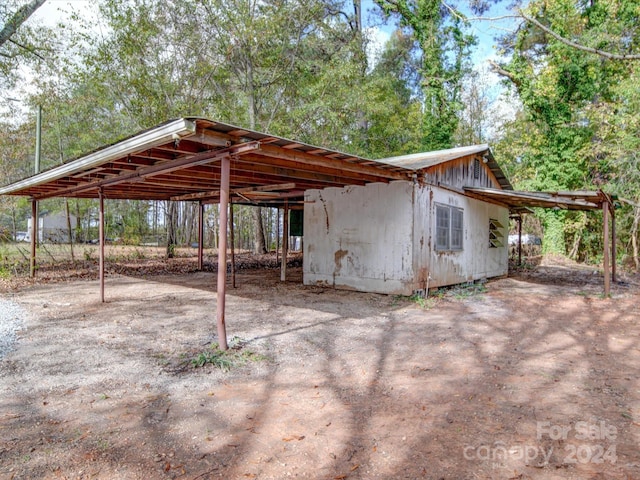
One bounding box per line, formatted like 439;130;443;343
319;193;330;234
334;249;348;273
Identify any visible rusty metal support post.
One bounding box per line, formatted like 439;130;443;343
517;215;523;266
611;204;617;283
275;208;279;264
603;199;610;297
216;156;230;351
281;201;289;282
197;202;204;271
29;199;37;278
230;201;236;288
98;189;105;303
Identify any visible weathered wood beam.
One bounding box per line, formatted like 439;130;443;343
33;142;260;200
99;189;105;303
258;144;409;181
172;182;297;201
234;154;381;184
243;190;304;199
603;199;610;297
189;128;232;148
29;199;37;278
217;156;230;351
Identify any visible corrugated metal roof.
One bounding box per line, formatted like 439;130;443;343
464;187;609;211
0;117;410;202
379;144;491;169
0;118;515;203
378;144;512;190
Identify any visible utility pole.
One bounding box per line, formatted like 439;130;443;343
29;105;42;278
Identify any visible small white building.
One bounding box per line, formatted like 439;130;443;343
303;145;511;295
26;212;77;243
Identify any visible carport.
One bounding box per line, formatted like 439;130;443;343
0;117;413;349
0;117;618;348
464;187;618;295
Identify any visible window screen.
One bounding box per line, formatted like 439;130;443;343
435;204;463;251
451;208;464;250
436;205;450;250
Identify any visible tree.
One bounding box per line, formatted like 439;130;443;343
353;29;423;157
373;0;477;150
0;0;46;49
492;0;640;257
40;0;369;255
0;0;47;87
454;67;492;146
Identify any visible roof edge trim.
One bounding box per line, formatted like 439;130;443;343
0;118;197;196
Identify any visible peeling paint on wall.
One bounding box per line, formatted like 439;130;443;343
303;180;508;295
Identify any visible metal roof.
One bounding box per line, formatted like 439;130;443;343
382;144;491;169
0;118;412;204
464;187;610;211
381;144;512;190
0;118;514;204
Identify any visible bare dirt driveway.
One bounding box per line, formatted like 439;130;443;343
1;259;639;480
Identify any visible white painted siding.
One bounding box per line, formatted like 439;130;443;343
303;181;509;295
415;186;509;288
303;181;415;294
26;213;77;243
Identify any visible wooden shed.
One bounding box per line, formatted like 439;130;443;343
303;145;513;294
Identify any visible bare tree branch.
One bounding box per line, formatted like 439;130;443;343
8;37;45;60
620;197;640;208
457;6;640;61
0;0;47;49
519;10;640;61
488;59;521;87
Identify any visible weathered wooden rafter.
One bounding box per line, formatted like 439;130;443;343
32;142;260;200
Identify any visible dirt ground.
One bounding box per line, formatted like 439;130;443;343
1;255;640;480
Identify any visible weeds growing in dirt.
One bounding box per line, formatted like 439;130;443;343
191;338;266;371
409;294;437;309
408;282;487;308
449;283;487;300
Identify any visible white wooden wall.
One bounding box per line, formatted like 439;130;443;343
303;181;509;295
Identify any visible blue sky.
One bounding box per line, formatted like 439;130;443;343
360;0;519;66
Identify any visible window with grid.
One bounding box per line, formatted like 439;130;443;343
435;204;464;251
451;208;464;250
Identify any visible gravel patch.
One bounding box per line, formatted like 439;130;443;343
0;298;25;360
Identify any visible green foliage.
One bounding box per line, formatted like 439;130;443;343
448;283;487;300
0;0;52;90
351;31;424;157
191;339;266;371
374;0;477;149
409;292;432;309
494;0;640;262
537;209;566;255
2;0;638;270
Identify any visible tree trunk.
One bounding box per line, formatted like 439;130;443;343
568;232;581;260
11;205;17;241
252;207;267;254
65;198;75;261
632;205;640;272
166;200;178;258
0;0;46;48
